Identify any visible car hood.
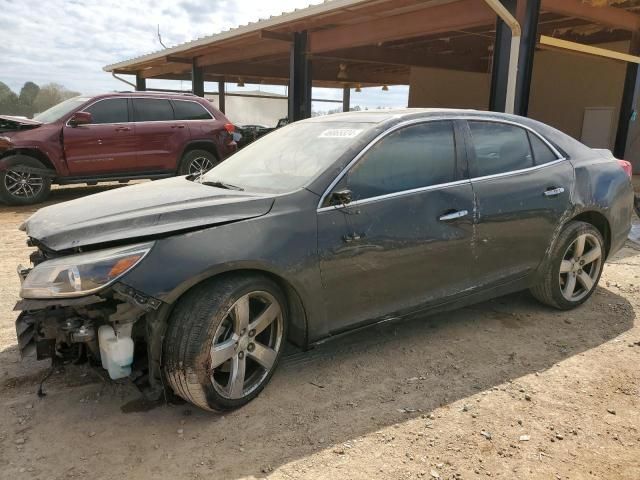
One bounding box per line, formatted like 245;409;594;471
23;177;275;251
0;115;42;133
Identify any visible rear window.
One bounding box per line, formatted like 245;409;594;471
468;121;533;177
132;98;174;122
173;100;212;120
528;131;558;165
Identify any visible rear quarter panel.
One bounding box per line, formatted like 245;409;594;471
570;153;634;256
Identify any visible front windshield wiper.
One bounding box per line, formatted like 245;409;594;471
201;180;245;191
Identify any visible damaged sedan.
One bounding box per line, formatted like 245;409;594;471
14;109;634;411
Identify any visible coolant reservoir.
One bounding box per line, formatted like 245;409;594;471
98;325;134;380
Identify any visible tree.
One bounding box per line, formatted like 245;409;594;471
32;83;81;115
18;82;40;117
0;81;20;115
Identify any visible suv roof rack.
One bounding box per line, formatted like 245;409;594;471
114;90;197;96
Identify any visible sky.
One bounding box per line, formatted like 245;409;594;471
0;0;409;112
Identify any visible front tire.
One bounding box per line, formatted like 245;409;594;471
0;155;52;205
163;275;287;411
531;221;604;310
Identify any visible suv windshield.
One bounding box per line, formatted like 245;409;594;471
201;121;375;194
33;96;91;123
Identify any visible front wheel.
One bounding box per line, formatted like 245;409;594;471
0;155;52;205
163;275;287;411
531;221;604;310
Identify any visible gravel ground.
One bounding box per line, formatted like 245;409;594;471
0;183;639;480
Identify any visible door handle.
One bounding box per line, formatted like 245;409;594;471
171;124;186;129
438;210;469;221
544;187;565;197
114;126;131;132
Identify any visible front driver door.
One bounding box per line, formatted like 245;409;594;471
63;97;136;176
317;120;477;334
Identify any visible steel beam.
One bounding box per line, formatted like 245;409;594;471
192;60;205;97
489;0;517;113
218;81;226;114
342;87;351;112
289;31;312;122
514;0;539;116
614;33;640;167
135;74;146;91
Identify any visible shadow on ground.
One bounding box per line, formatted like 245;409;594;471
0;285;634;479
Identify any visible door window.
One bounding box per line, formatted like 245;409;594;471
132;98;175;122
173;100;213;120
85;98;128;124
468;121;533;177
527;131;558;165
346;121;457;201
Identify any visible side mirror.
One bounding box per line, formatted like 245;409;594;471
329;189;352;206
68;111;92;127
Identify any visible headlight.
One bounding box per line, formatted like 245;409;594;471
20;242;153;299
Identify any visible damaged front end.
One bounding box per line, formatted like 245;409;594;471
14;240;166;397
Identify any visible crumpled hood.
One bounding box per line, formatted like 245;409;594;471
0;115;42;133
23;176;275;251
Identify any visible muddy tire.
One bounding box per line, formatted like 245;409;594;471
0;155;52;205
178;149;219;176
531;221;604;310
163;274;287;411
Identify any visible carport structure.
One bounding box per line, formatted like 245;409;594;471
104;0;640;171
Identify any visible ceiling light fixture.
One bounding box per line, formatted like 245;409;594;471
382;85;389;91
237;78;245;87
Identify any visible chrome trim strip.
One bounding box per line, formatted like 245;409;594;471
317;179;471;212
316;115;566;211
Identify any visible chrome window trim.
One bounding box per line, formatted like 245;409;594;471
317;178;471;212
316;115;567;211
64;96;215;127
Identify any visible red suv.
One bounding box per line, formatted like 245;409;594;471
0;92;237;205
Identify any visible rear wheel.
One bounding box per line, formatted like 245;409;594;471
178;149;219;176
0;155;52;205
163;275;287;411
531;221;604;310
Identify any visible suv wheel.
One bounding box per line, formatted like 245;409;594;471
531;221;604;310
163;275;287;411
179;149;219;176
0;155;52;205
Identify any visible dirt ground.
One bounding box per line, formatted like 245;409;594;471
1;183;639;480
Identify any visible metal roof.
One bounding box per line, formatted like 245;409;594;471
103;0;371;72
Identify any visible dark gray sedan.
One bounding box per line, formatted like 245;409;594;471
15;109;634;411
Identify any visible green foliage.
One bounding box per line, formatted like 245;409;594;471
0;81;80;118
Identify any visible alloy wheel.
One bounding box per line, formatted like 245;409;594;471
4;169;44;199
188;156;215;176
209;291;284;399
559;233;603;302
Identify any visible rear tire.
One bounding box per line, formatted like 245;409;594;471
530;221;604;310
163;274;287;411
0;155;52;205
178;149;219;176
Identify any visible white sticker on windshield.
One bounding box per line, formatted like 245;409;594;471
319;128;363;138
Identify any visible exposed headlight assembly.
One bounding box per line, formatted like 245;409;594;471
20;242;153;299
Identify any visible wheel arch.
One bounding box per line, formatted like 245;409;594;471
0;148;57;174
570;210;611;257
179;140;221;164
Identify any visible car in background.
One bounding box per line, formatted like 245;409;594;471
235;117;289;149
0;92;237;205
14;109;634;412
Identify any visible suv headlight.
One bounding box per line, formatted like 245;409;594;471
21;242;153;299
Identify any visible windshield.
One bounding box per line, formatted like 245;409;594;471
202;121;375;194
33;96;91;123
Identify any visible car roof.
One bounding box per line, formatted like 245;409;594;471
88;91;204;101
303;108;530;125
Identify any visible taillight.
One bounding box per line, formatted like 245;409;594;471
224;123;235;134
617;159;633;178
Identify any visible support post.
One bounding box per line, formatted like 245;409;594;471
342;86;351;112
514;0;540;116
192;59;204;97
218;80;226;114
614;32;640;164
488;0;517;113
288;31;312;122
135;74;146;91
